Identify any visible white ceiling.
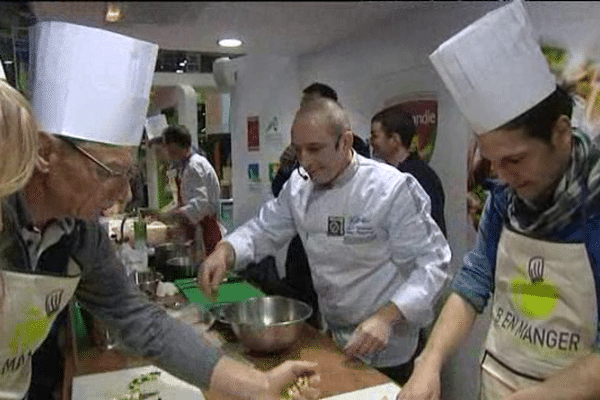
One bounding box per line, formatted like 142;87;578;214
30;1;465;57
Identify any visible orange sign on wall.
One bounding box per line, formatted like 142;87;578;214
381;94;438;163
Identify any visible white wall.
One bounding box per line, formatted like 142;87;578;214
229;54;300;226
228;54;301;276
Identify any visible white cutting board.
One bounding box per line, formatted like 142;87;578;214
322;382;401;400
72;365;205;400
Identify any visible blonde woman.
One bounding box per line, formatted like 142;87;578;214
0;79;39;316
0;79;39;229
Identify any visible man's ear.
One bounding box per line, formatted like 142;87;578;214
391;132;403;145
342;130;354;151
551;115;572;151
35;132;56;173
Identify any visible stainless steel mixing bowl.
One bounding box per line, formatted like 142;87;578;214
221;296;313;353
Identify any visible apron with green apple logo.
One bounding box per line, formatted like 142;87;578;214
0;264;79;399
479;227;597;399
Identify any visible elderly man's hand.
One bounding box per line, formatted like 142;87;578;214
199;241;233;298
264;360;321;400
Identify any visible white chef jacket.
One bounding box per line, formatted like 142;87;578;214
227;152;451;367
178;153;220;224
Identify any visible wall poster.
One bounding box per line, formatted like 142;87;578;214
379;93;439;163
542;43;600;143
247;116;260;151
268;162;280;182
247;163;260;182
467;137;493;232
264;116;283;145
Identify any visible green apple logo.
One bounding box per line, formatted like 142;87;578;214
512;256;559;319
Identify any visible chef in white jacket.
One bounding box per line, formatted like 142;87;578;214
201;97;451;384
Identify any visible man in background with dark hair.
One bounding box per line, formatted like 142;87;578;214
159;124;222;258
301;82;370;158
370;106;446;236
301;82;339;105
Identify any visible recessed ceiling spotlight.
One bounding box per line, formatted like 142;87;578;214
105;2;123;23
218;38;243;48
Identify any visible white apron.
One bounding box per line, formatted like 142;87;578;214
0;264;80;399
479;227;597;399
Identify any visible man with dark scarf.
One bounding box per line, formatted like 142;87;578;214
399;1;600;399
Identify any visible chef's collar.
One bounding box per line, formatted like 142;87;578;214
315;150;359;190
172;151;194;171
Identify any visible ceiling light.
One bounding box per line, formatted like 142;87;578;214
106;2;122;23
218;38;243;48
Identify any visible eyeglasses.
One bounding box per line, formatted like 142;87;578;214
56;135;139;181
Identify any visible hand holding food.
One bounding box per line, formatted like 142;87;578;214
265;360;321;400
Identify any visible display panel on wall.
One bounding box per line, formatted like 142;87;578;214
247;116;260;151
467;137;493;233
541;43;600;143
378;93;439;163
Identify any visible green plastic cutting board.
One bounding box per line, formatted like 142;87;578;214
174;278;264;306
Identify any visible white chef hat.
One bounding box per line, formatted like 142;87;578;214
145;113;168;140
30;21;159;146
429;0;556;135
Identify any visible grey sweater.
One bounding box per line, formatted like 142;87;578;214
1;192;223;392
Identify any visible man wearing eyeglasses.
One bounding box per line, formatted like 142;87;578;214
0;21;320;400
35;135;139;220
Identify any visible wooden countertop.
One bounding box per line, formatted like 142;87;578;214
203;323;391;399
72;300;391;399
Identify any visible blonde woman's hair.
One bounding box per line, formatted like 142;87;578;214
0;80;38;200
0;80;39;309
